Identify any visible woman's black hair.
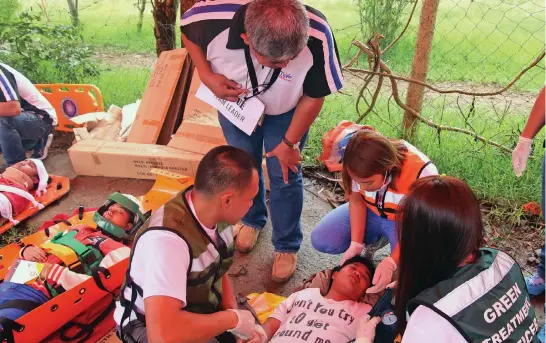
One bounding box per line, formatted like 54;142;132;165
394;176;484;335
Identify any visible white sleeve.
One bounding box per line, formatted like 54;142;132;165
133;232;191;307
402;305;467;343
418;162;439;178
268;292;299;322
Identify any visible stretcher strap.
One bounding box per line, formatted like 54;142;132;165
0;185;43;209
0;317;24;343
0;300;42;312
59;295;116;343
90;266;113;295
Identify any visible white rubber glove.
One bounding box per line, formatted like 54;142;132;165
512;136;533;177
355;315;382;343
366;256;397;294
227;309;255;340
246;324;268;343
341;241;364;265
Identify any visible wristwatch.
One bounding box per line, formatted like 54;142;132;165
283;137;300;150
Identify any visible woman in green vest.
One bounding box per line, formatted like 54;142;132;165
393;176;540;343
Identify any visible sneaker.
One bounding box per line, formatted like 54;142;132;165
525;272;545;296
234;224;259;253
31;133;53;160
363;236;390;259
272;252;297;283
539;325;545;343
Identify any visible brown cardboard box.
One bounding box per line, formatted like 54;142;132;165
69;139;272;189
69;140;202;180
168;72;226;154
127;49;188;144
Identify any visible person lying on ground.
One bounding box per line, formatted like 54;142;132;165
114;145;261;343
0;63;57;164
245;256;380;343
0;159;49;224
0;193;146;327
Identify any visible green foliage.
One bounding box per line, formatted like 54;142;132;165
0;10;99;83
355;0;413;48
0;0;20;23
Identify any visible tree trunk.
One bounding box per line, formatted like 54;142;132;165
402;0;439;139
137;0;147;34
152;0;178;56
66;0;79;27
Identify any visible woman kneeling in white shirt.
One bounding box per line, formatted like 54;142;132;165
394;176;540;343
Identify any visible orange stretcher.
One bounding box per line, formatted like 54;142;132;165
0;169;193;343
35;84;104;133
0;175;71;236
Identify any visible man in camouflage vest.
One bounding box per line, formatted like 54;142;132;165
114;146;260;343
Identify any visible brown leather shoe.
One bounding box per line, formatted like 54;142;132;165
272;252;297;283
234;224;259;253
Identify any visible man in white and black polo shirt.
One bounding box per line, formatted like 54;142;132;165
181;0;343;283
0;64;56;165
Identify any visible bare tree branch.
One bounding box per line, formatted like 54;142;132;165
346;37;539;154
346;44;545;97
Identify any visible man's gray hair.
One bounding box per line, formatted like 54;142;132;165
245;0;309;60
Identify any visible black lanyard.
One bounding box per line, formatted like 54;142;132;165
243;45;281;97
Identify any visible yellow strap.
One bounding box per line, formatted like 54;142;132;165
41;241;80;268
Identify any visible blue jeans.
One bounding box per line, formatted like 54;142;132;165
0;111;51;165
311;203;398;254
218;109;308;253
0;282;49;328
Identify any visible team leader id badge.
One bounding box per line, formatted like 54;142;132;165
196;83;265;136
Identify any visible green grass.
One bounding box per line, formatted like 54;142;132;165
10;0;545;204
305;92;544;203
309;0;545;91
20;0;157;52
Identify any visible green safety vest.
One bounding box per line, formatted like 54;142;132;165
408;248;540;343
120;186;235;321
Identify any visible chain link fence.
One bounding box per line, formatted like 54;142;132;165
314;0;545;202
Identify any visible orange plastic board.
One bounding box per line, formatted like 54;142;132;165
35;84;104;133
69;140;203;180
168;71;227;154
0;175;70;235
127;49;188;144
8;259;128;343
141;169;194;212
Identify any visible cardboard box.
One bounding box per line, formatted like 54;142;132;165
127;49;188;144
168;72;226;154
69;140;201;180
156;58;193;145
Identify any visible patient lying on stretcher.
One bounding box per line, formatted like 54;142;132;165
246;256;378;343
0;193;145;327
0;159;49;224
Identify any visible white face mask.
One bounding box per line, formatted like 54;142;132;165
356;170;391;192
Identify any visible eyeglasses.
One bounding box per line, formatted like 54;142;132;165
240;83;271;101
